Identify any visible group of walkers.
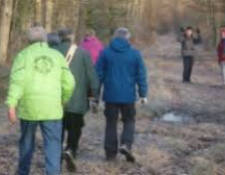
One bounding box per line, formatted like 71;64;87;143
7;22;225;175
6;25;148;175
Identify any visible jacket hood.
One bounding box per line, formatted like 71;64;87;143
48;33;60;47
110;37;130;52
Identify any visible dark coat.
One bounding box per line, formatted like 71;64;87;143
57;41;99;114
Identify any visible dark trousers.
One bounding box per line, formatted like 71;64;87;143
104;103;136;157
62;112;84;155
183;56;194;82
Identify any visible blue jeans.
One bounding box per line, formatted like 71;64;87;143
18;120;62;175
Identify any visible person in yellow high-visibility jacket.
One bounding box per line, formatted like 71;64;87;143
6;26;75;175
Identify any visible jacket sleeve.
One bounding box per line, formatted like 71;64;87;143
6;53;26;108
193;33;202;45
61;56;75;103
136;51;148;98
95;50;106;84
177;35;185;43
83;50;100;98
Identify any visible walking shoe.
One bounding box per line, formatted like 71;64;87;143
106;156;116;162
64;150;77;172
119;145;136;163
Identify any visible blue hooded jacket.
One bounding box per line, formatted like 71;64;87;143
96;37;148;103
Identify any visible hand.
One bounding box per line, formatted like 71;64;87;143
139;97;148;105
90;99;99;114
62;101;67;107
8;107;17;125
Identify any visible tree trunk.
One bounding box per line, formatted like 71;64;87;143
74;0;80;41
0;0;13;65
126;0;133;24
207;0;217;46
211;0;217;46
76;0;83;41
35;0;42;24
45;0;54;32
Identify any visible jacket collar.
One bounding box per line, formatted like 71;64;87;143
30;42;48;48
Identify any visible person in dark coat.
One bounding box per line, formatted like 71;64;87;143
57;28;99;172
96;27;148;163
178;26;202;83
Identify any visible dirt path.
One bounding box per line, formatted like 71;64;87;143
1;34;225;175
1;112;225;175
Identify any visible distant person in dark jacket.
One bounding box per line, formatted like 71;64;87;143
57;28;99;172
96;27;148;163
217;28;225;85
178;26;202;83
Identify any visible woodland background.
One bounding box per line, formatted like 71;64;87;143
0;0;225;64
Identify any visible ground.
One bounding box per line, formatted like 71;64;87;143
1;34;225;175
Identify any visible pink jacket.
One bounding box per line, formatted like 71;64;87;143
79;36;104;65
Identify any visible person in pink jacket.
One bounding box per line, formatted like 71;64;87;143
80;29;104;65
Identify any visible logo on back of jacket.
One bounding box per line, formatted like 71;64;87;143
34;56;54;74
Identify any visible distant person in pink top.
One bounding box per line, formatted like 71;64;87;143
80;29;104;65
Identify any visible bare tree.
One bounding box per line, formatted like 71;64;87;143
35;0;42;24
75;0;82;41
0;0;13;65
207;0;217;45
45;0;54;32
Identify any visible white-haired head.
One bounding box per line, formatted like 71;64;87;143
114;27;131;39
27;26;47;43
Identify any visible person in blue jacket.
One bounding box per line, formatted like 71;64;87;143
96;27;148;163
